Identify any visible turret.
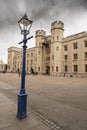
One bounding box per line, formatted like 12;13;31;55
51;21;64;42
35;30;46;47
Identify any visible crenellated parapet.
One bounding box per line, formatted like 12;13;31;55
51;21;64;31
63;31;87;42
8;46;22;52
35;30;46;37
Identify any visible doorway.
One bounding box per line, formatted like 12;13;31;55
46;66;50;75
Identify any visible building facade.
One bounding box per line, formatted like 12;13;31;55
7;21;87;76
0;59;7;72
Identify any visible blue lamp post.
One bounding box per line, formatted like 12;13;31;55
17;14;33;119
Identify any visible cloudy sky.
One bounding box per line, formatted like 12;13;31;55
0;0;87;63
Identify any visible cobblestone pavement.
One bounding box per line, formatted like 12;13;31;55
0;73;87;130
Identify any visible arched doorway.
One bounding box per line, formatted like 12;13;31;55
46;66;50;75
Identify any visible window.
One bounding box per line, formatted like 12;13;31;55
56;66;58;72
56;46;59;51
64;65;68;72
31;53;33;57
27;54;29;57
85;64;87;72
31;60;33;65
39;51;40;55
84;41;87;47
64;45;68;51
73;65;78;72
64;55;68;61
85;52;87;58
52;55;54;60
73;42;78;49
57;36;59;41
73;54;78;60
38;67;40;71
46;57;50;61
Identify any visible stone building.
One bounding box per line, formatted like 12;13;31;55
7;21;87;76
7;47;22;72
0;59;7;72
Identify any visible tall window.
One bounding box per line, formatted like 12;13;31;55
64;55;68;61
52;55;54;60
57;36;59;41
39;51;40;55
73;42;78;49
56;46;59;51
64;45;68;51
73;65;78;72
64;65;68;72
38;67;40;71
56;66;58;72
85;52;87;58
73;54;78;60
31;53;33;57
85;64;87;72
31;60;33;65
84;41;87;47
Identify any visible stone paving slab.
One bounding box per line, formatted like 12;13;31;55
0;82;16;90
0;124;20;130
30;124;50;130
0;82;50;130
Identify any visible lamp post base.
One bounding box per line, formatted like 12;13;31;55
17;93;28;119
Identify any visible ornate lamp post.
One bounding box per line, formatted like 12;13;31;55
17;14;33;119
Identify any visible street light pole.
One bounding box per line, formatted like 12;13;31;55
17;14;33;119
20;30;27;94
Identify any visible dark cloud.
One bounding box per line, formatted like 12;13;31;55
42;0;56;6
30;2;56;21
81;0;87;9
0;0;86;30
0;0;26;29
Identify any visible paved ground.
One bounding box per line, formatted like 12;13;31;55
0;73;87;130
0;82;53;130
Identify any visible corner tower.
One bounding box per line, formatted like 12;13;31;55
35;30;46;47
51;21;64;42
34;30;46;74
50;21;64;74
